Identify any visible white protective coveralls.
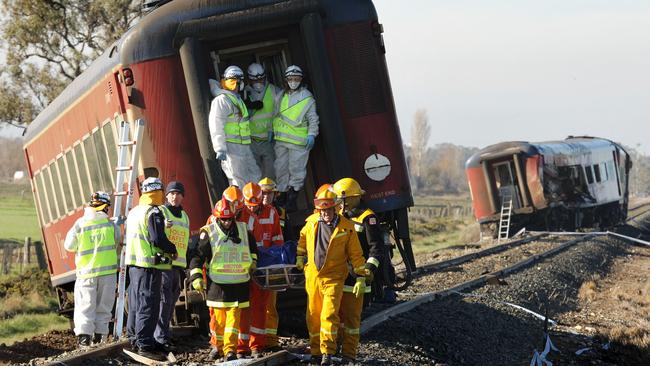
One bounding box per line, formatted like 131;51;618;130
208;85;261;187
273;87;320;192
63;207;120;336
244;82;282;180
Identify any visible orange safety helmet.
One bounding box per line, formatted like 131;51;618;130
243;182;263;207
223;185;244;211
212;197;236;219
314;183;337;210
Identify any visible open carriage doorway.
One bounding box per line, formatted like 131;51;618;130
493;161;521;209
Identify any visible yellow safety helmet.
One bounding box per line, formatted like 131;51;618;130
258;177;277;192
332;178;365;199
314;183;337;210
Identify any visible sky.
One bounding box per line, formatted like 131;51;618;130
373;0;650;154
3;1;649;153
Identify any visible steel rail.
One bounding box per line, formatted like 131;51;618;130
360;234;594;335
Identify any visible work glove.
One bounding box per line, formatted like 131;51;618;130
305;135;315;150
364;269;374;284
295;255;305;271
192;278;205;292
250;260;257;272
267;130;274;142
352;277;366;298
216;151;227;161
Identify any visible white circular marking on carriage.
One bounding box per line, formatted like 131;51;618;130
364;153;391;181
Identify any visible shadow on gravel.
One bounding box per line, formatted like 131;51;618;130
361;294;550;365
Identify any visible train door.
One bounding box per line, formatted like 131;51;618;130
493;161;521;209
206;40;320;227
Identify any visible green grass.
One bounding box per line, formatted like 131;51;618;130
0;313;69;345
409;194;479;254
0;182;41;241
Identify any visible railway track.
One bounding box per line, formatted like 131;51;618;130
39;206;650;366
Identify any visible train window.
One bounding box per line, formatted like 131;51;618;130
54;158;72;213
45;164;61;219
593;164;601;183
35;172;52;224
101;122;117;187
585;166;594;184
606;161;615;182
74;143;92;199
92;129;114;191
600;163;608;181
63;150;81;208
83;138;103;193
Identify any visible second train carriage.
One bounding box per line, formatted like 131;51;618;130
22;0;414;321
466;136;632;237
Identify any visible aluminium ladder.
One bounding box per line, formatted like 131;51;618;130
112;118;145;340
497;194;513;243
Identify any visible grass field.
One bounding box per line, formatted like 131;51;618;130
0;182;42;241
409;194;479;254
0;313;69;345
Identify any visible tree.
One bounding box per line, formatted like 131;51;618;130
0;0;141;128
409;109;431;191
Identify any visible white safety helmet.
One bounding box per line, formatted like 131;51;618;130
141;177;164;193
284;65;303;78
247;63;265;80
223;65;244;80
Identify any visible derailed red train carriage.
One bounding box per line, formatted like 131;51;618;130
22;0;414;319
466;136;632;236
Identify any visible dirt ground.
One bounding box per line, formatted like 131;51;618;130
556;242;650;365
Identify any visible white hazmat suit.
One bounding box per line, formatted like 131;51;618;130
208;86;261;187
273;87;320;192
64;207;120;337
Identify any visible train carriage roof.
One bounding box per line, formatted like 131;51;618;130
465;136;628;169
24;0;378;144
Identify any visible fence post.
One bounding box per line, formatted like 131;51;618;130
34;241;48;270
2;246;11;275
24;237;31;265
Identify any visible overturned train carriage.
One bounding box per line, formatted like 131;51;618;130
466;137;632;237
22;0;414;323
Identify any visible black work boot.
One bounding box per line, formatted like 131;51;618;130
206;347;222;361
92;333;108;345
77;334;92;348
225;352;237;361
321;354;333;365
286;188;299;212
137;348;167;361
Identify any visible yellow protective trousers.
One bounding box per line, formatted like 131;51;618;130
305;273;344;356
338;291;363;358
265;291;279;348
209;307;242;355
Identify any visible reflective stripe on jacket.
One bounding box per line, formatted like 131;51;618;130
74;217;118;279
160;205;190;268
272;93;314;146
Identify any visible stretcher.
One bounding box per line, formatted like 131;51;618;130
251;264;305;290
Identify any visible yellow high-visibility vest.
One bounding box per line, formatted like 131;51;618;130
160;206;190;268
204;221;252;284
74;217;118;279
249;85;275;141
272;93;314;146
220;92;251;145
125;205;171;270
